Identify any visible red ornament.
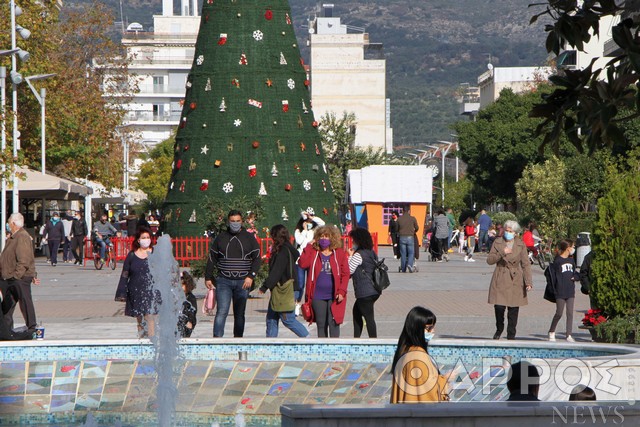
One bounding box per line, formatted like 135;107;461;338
323;208;329;216
265;9;273;20
239;53;248;65
284;184;292;191
190;102;196;110
312;121;319;128
252;141;260;149
300;57;305;66
200;179;209;191
218;33;227;45
176;159;182;169
205;13;209;22
282;104;289;113
285;13;292;25
248;165;257;178
180;117;187;129
304;79;310;87
232;78;240;88
179;181;186;192
183;145;189;151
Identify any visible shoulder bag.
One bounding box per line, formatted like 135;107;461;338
269;249;296;313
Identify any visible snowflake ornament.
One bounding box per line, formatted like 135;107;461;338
234;119;242;127
222;182;234;193
196;55;204;65
303;180;311;191
287;78;295;90
253;30;264;41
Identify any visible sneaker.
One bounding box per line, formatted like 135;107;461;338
464;255;468;262
467;258;476;262
412;265;419;273
444;254;449;262
398;266;402;273
548;332;556;342
566;335;575;343
436;259;443;263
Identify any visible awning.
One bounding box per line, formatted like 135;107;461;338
8;167;93;200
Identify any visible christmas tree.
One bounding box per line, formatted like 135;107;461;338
162;0;337;237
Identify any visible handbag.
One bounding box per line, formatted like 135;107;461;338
269;250;296;313
202;288;216;316
301;301;314;322
543;266;556;303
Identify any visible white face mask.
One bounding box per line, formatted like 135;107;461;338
139;238;151;249
569;247;576;256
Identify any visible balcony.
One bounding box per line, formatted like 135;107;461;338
125;111;181;123
137;84;187;95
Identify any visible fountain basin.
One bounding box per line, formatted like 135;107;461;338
0;339;638;426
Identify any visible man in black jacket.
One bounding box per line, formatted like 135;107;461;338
205;210;261;337
70;211;88;265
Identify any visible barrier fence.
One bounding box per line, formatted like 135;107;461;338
84;233;377;268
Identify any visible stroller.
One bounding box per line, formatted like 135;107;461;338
422;230;439;262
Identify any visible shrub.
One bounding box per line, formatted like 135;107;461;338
489;211;517;226
595;311;640;344
566;212;596;239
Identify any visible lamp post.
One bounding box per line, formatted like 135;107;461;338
25;74;56;175
9;0;31;214
1;48;19;250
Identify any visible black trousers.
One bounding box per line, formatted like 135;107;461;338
494;305;519;339
7;277;37;330
353;294;380;338
71;235;85;262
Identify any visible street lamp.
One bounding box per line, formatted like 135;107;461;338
25;74;56;175
9;0;31;214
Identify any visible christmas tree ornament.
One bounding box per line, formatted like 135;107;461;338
297;115;304;128
239;52;248;65
205;13;209;22
189;158;197;171
196;55;204;65
222;182;234;193
248;99;263;108
253;30;264;41
218;33;228;45
281;207;289;221
303;180;311;191
180;117;187;129
201;145;209;155
176;159;183;169
315;144;320;155
231;78;240;88
176;208;182;220
273;120;278;125
205;78;212;91
323;163;328;174
214;159;221;167
292;43;297;48
170;181;175;190
259;182;267;196
302;99;308;113
312;121;319;128
248;164;257;178
234;119;242;127
183;144;189;151
276;140;286;153
312;164;319;172
285;13;292;25
227;143;234;151
321;180;327;191
252;140;260;149
190;102;197;110
287;78;295;90
189;210;197;223
323;208;329;216
219;97;226;112
271;162;279;176
202;123;207;128
165;209;172;222
180;181;186;192
282;100;289;113
266;78;273;87
281;31;286;36
294;164;300;173
265;9;273;20
300;142;306;151
304;79;310;87
279;52;287;65
305;207;315;216
200;179;209;191
185;81;192;89
237;12;241;18
284;184;292;191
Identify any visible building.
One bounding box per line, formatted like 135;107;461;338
477;65;553;109
118;0;200;149
309;4;393;153
557;15;617;72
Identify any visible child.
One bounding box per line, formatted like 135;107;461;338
178;271;197;338
458;226;465;253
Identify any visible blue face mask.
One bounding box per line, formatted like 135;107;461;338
424;331;434;342
504;231;514;241
5;223;9;233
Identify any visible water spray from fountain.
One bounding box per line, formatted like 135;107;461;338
148;234;185;427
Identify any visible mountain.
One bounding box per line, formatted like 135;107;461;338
65;0;549;148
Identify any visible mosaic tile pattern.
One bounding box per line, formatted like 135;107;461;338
0;341;634;422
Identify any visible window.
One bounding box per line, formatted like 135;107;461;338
382;204;404;226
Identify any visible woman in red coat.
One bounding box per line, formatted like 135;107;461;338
298;225;350;337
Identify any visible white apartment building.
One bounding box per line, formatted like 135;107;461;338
309;4;393;153
120;0;200;149
556;15;618;72
477;66;553;109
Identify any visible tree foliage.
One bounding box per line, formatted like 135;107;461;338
319;112;409;208
454;88;549;204
529;0;640;154
0;1;133;187
135;137;174;211
564;151;609;211
515;156;573;241
591;157;640;317
434;177;473;213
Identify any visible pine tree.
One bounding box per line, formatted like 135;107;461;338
163;1;337;237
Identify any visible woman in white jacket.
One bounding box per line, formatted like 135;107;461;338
294;209;325;302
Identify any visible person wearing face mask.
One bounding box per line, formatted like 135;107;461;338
487;220;532;340
391;306;450;403
347;227;380;338
204;210;261;338
115;227;161;338
294;209;325;303
70;211;88;265
93;214;118;264
43;212;65;267
548;239;580;342
298;225;349;338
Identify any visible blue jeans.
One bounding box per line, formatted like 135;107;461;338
94;236;111;260
296;265;306;301
214;276;249;337
266;304;308;337
479;229;489;252
399;235;415;272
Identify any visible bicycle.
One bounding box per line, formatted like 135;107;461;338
528;240;549;270
93;236;116;270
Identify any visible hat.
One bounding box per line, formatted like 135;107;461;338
52;212;59;216
305;207;315;216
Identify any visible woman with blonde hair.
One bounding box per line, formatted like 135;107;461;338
298;225;350;337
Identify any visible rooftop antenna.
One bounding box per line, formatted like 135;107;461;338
119;0;125;33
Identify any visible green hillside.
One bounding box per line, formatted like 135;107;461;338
66;0;548;147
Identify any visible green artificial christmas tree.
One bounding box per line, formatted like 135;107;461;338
162;0;337;237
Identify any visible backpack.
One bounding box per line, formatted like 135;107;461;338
543;266;556;303
372;255;390;293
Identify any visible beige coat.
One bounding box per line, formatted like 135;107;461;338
487;237;532;307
